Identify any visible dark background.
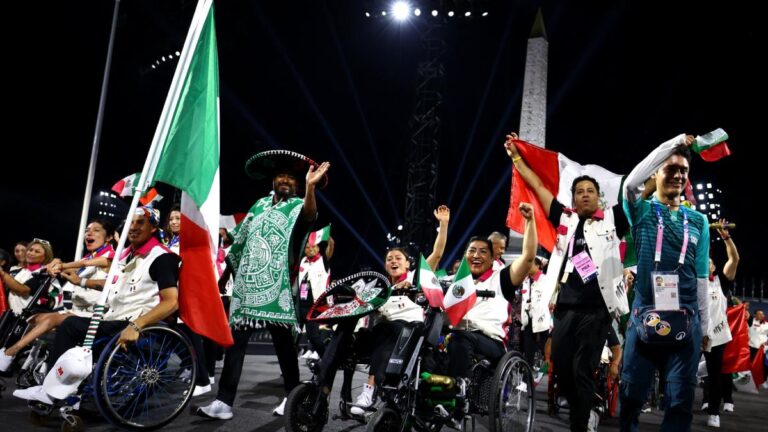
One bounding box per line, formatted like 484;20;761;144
2;1;763;294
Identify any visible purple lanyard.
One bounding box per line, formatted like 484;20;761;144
653;202;689;268
77;244;109;275
568;234;576;260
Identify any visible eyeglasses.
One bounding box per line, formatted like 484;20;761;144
32;238;51;246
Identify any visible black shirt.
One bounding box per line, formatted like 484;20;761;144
149;253;181;289
548;198;629;308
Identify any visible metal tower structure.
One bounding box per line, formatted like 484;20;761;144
403;19;446;253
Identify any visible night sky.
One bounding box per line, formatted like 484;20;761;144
3;1;764;295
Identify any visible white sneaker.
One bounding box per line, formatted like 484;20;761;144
723;402;734;412
192;384;211;396
13;385;54;405
307;351;320;360
0;348;14;372
354;364;370;373
707;414;720;428
762;381;768;390
350;384;375;416
273;397;287;416
587;410;600;432
196;399;233;420
701;402;709;411
209;375;215;385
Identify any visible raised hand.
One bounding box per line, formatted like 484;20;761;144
519;202;534;220
306;161;331;187
433;205;450;223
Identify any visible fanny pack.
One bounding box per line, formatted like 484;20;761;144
635;307;692;346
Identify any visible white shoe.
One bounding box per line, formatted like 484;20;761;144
723;402;734;412
192;384;211;396
13;385;54;405
707;414;720;428
196;399;233;420
307;351;320;360
701;402;709;411
350;384;374;416
209;375;215;385
762;381;768;390
354;364;370;373
587;410;600;432
0;348;14;372
273;397;287;416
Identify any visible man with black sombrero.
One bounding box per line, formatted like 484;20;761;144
197;150;330;419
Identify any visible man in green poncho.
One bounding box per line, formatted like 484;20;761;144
197;150;330;420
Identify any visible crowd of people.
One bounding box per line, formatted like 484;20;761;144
1;136;766;432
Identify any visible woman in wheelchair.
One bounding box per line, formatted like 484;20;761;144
0;220;116;371
13;207;181;405
349;205;450;416
443;203;537;424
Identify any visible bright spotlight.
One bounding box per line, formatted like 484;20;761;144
365;12;371;17
414;8;421;16
381;10;387;16
482;12;489;17
465;11;471;17
392;2;410;21
448;10;455;17
431;9;438;16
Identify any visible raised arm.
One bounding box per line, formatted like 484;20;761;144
426;205;450;270
302;162;331;222
717;219;739;281
504;133;555;217
508;202;537;286
624;134;693;204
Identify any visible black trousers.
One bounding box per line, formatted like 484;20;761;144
216;323;299;406
551;306;610;432
702;344;733;415
202;296;230;378
521;322;548;367
447;330;505;378
298;294;327;356
178;323;212;387
45;316;128;370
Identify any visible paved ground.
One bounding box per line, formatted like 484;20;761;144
0;352;765;431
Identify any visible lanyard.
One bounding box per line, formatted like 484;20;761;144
77;244;110;275
653;201;688;268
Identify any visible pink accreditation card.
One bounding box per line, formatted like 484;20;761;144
572;251;599;283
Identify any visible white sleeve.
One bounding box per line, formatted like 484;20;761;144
697;277;712;339
624;134;687;204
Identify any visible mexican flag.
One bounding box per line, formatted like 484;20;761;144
307;224;331;246
443;257;476;326
418;254;444;308
506;138;623;252
111;172;141;197
219;213;247;231
149;0;232;347
693;128;732;162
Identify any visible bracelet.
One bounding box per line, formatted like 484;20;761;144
127;321;142;333
512;155;522;163
79;277;89;288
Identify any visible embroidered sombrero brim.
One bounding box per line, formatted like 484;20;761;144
245;150;328;188
307;271;391;323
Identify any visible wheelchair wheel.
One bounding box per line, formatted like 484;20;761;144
366;407;404;432
488;352;534;432
285;383;328;432
93;325;196;430
61;414;84;432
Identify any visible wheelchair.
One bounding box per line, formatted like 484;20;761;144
28;322;197;431
368;289;535;432
284;271;390;432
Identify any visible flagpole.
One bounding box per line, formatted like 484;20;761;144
74;0;122;260
82;0;214;348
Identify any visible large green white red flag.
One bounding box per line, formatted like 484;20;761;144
149;0;232;347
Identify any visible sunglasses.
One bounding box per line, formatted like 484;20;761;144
32;238;51;246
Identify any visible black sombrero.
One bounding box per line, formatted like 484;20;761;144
245;150;328;189
307;271;391;324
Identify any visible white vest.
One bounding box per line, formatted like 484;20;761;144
456;270;511;342
375;270;424;324
298;256;329;300
8;268;40;314
104;245;171;321
707;277;732;348
63;265;109;317
521;272;550;332
535;208;629;333
748;319;768;349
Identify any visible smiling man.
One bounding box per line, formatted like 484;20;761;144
505;132;630;432
620;134;710;431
